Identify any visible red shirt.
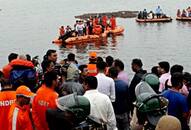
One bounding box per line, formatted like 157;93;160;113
32;85;58;130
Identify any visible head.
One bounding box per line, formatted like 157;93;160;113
44;71;58;89
151;66;160;77
183;72;191;88
26;54;31;61
41;60;55;73
89;52;97;61
97;56;104;63
108;67;118;79
83;76;97;91
131;58;143;73
158;61;170;75
78;64;88;76
171;72;183;90
170;64;183;75
16;85;34;106
46;49;57;63
18;54;27;60
8;53;18;62
0;78;12;90
106;56;114;67
96;61;107;73
67;53;75;62
113;59;124;72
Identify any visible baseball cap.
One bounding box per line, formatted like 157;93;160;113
16;85;35;98
89;52;97;59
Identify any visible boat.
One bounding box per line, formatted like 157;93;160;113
136;17;172;23
176;16;191;21
52;31;108;44
109;26;124;35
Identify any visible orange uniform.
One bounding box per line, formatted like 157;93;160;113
87;64;98;76
8;103;33;130
110;17;116;30
32;84;58;130
0;90;16;130
2;63;13;79
102;15;108;27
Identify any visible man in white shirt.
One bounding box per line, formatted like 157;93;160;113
96;61;115;102
83;76;117;130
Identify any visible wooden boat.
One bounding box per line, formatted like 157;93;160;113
52;31;108;44
136;17;172;23
109;26;124;35
176;16;191;21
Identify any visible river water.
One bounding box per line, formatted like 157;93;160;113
0;0;191;77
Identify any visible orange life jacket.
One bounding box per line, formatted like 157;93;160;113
2;63;13;79
32;85;58;130
10;59;34;68
0;90;16;130
93;25;102;35
110;17;116;30
87;64;97;76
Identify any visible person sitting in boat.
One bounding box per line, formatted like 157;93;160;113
75;20;85;36
177;9;181;17
148;11;155;19
59;26;65;37
137;11;143;19
181;9;187;17
155;6;162;18
65;25;72;33
142;9;148;19
186;7;191;17
110;15;116;30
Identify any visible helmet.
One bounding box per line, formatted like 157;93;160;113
155;115;181;130
56;93;90;123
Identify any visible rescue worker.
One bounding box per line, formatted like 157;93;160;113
87;52;98;76
0;78;16;130
92;25;102;35
59;26;65;37
32;71;59;130
110;15;116;30
8;85;34;130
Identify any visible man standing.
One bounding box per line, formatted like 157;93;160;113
32;71;59;130
8;85;34;130
96;61;115;102
83;76;117;130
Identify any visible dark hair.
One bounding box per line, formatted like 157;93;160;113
78;64;87;72
158;61;170;73
114;59;124;70
171;72;183;88
97;56;103;63
67;53;75;61
84;76;97;89
41;60;53;73
8;53;18;62
0;78;12;89
183;72;191;85
108;67;118;78
132;58;143;68
151;66;159;77
106;56;114;67
26;54;31;61
96;61;107;71
44;71;58;87
170;64;183;75
44;49;56;60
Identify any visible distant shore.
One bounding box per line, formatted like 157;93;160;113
75;11;138;20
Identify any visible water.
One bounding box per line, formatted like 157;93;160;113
0;0;191;77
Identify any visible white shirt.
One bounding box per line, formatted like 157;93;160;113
84;90;117;130
96;73;115;102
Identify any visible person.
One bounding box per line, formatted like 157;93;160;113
8;85;34;130
78;64;88;84
59;26;65;36
105;55;114;76
148;11;155;19
177;9;181;17
155;6;162;18
2;53;18;79
143;9;148;19
83;76;117;130
110;15;116;30
96;61;116;102
181;9;187;17
137;11;143;19
155;115;181;130
186;6;191;17
0;78;16;130
41;60;55;74
65;25;72;33
158;61;171;93
162;72;189;130
109;67;130;130
112;59;129;85
75;20;84;36
129;58;147;107
87;52;98;76
32;71;59;130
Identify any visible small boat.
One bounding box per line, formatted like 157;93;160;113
176;16;191;21
136;17;172;23
109;26;124;35
52;31;108;44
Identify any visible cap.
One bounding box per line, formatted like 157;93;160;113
16;85;35;98
155;115;181;130
89;52;97;59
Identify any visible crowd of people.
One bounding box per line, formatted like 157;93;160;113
1;49;191;130
58;15;117;42
138;6;168;19
177;6;191;17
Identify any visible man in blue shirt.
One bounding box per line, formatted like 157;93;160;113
162;72;189;130
155;6;162;18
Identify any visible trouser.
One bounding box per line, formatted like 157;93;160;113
116;112;130;130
